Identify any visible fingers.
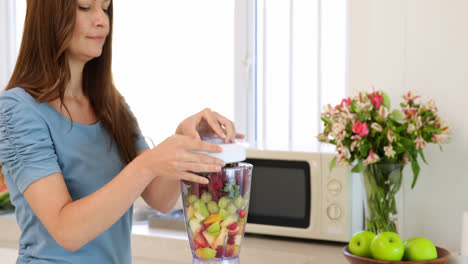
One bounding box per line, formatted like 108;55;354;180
178;162;222;174
235;133;245;139
206;110;238;143
184;152;225;166
177;171;210;185
183;135;222;153
214;113;235;143
201;108;227;140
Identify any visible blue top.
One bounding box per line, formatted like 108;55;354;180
0;88;149;264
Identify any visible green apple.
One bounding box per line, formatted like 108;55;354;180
370;232;405;261
349;231;376;258
403;237;438;261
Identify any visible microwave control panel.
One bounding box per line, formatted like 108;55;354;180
321;154;350;241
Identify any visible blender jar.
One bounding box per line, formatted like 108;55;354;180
181;137;252;264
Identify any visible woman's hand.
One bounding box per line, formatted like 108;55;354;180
136;134;225;184
176;108;244;143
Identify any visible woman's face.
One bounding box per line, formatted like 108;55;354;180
67;0;111;63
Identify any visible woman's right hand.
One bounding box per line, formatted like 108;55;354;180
136;134;225;184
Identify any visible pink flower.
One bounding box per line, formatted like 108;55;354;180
403;91;420;104
364;150;380;165
352;120;369;137
336;97;351;110
403;107;418;121
368;92;384;109
414;135;427;149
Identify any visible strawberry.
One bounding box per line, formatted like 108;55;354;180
227;235;236;245
210;190;219;202
238;209;246;219
191;183;200;196
194;233;208;248
215;246;224;258
208;175;223;191
226;222;238;231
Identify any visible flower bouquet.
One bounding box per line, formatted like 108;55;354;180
318;90;452;233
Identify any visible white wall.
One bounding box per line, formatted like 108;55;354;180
349;0;468;252
0;0;16;90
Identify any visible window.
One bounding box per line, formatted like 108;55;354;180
252;0;348;152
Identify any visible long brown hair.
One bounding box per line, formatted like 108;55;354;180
0;0;139;185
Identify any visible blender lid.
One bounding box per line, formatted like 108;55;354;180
196;135;247;164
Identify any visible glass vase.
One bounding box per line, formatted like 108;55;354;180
362;162;404;234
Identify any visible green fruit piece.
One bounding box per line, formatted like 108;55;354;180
228;203;237;214
188;195;199;204
201;192;212;203
207;222;221;234
233;196;243;208
403;237;438;261
194;200;210;218
207;201;219;214
219;209;228;221
202;248;217;259
370;231;404;261
348;231;376;258
218;196;230;209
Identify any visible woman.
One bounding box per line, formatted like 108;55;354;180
0;0;240;263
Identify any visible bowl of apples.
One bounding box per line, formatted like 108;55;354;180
343;231;451;264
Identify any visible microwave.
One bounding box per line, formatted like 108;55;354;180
243;149;364;242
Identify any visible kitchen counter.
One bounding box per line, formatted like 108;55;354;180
1;213;466;264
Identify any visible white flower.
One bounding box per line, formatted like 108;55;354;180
387;128;396;143
317;133;329;142
422;99;438;112
322;104;335;117
384;144;396;159
432;134;449;145
414;135;427;149
371;123;383;132
378;106;388;122
407;123;416;134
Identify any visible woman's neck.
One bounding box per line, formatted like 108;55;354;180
65;57;86;99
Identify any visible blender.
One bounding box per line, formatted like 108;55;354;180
181;137;252;264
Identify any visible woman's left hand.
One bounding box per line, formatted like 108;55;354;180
176;108;244;143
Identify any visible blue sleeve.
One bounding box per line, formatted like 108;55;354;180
134;124;150;153
0;94;61;193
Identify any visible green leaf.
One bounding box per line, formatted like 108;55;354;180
411;160;420;189
392;109;404;121
329;156;337;172
351;160;364;173
418;149;428;165
382;92;391;109
360;142;369;157
321;117;333;125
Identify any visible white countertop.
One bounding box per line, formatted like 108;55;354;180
1;213;467;264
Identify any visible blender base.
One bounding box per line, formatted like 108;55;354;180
192;257;240;264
